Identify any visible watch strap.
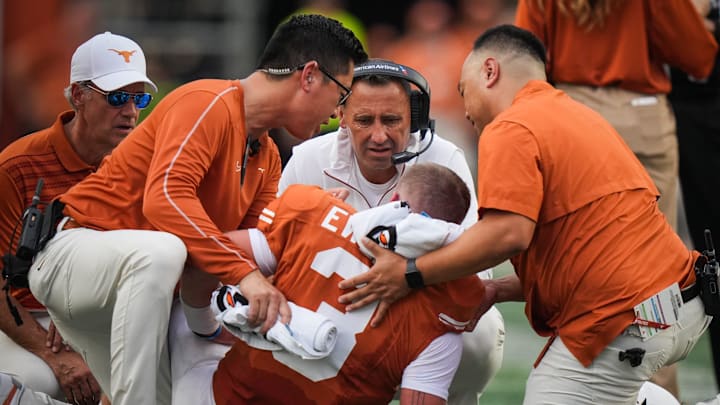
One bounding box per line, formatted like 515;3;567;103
405;258;425;289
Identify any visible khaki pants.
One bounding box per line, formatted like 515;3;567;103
523;297;710;404
28;227;186;405
557;84;678;229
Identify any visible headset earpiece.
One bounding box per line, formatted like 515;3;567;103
409;90;430;136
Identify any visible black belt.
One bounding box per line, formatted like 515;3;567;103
681;283;700;303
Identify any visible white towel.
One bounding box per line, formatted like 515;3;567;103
347;201;464;259
211;285;337;359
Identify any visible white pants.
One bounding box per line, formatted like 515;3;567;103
524;297;711;404
27;227;187;405
0;314;63;399
168;302;225;405
449;305;505;405
0;372;69;405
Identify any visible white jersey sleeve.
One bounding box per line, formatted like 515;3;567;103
400;332;463;400
248;228;277;276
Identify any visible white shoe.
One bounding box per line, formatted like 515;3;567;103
696;393;720;405
636;381;680;405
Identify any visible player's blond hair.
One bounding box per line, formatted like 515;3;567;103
398;163;471;225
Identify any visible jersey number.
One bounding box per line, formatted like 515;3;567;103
272;247;377;381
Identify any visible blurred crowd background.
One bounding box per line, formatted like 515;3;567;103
0;0;517;170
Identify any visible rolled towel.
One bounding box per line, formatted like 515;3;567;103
265;302;337;359
211;285;338;359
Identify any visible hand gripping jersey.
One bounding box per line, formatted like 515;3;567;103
213;185;486;404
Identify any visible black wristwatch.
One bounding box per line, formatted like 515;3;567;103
404;258;425;289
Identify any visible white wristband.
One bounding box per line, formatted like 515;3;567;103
180;295;220;336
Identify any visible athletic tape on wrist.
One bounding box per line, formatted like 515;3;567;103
194;325;223;340
180;295;221;336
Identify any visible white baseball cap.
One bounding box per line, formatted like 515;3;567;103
70;31;157;92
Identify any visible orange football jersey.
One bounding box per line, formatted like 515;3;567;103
213;185;486;404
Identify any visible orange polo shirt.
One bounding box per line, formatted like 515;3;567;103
477;81;698;366
0;111;95;310
61;79;282;285
515;0;718;94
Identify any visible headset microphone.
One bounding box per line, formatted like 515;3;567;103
390;120;436;165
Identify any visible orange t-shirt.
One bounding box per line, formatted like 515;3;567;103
60;79;282;285
477;81;698;366
0;111;94;310
213;185;485;404
515;0;718;94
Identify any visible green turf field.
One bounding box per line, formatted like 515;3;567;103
478;262;718;405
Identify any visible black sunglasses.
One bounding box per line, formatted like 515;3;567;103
83;82;153;109
259;63;352;106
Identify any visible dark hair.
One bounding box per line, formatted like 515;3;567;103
473;24;547;65
399;163;471;225
351;59;412;98
257;14;368;78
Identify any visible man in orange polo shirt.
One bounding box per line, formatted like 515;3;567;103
338;25;713;403
24;15;367;405
514;2;719;395
0;32;156;404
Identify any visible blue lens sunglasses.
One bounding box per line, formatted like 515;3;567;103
83;82;153;109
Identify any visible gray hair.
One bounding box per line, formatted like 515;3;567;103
64;84;77;111
64;82;92;111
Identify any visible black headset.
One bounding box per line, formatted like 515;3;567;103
352;61;433;136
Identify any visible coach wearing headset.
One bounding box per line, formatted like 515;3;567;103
279;59;505;405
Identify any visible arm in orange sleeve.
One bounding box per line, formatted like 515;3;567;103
648;0;718;78
514;0;548;44
142;90;257;285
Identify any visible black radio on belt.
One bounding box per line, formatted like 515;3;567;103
16;179;45;259
2;179;64;290
695;229;720;316
2;179;44;290
2;179;65;326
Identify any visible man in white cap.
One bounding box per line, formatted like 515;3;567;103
0;31;155;405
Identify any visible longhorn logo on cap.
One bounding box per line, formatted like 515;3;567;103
108;49;137;63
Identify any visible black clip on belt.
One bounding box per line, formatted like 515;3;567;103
681;283;700;303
